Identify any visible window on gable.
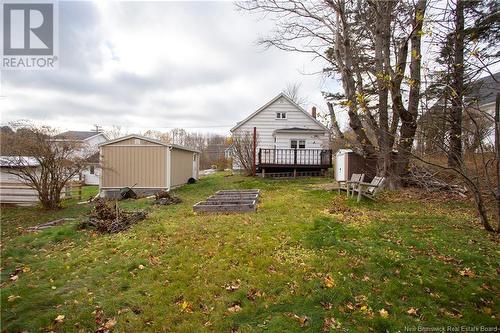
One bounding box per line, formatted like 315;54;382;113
89;165;95;174
276;112;287;119
290;140;306;149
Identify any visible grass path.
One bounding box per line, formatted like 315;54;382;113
1;173;498;332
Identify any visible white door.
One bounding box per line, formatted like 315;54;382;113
192;154;198;179
335;154;345;181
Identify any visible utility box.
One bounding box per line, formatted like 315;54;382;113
334;149;367;181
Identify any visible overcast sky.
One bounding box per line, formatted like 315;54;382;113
0;1;340;135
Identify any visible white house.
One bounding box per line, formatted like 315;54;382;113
230;93;332;175
53;131;109;185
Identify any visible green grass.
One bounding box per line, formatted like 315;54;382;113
1;173;498;332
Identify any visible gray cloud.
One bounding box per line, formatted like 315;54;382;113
0;1;339;134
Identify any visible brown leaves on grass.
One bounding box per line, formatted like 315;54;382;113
284;312;309;327
224;279;241;292
406;307;419;316
323;275;335;288
94;307;117;333
458;268;476;277
246;288;262;301
227;301;242;313
323;317;342;332
326;196;386;224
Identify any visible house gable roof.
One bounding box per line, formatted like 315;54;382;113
99;134;200;153
54;131;109;141
230;92;329;132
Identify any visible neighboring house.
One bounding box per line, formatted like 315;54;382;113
418;72;499;154
53;130;109;185
99;134;200;198
230;92;332;175
0;156;40;205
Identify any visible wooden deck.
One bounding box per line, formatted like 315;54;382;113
258;148;332;169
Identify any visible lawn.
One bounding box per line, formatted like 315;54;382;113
1;173;498;332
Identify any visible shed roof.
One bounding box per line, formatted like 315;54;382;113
99;134;201;153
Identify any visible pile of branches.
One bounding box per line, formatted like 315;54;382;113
153;191;182;205
79;199;147;233
406;164;467;197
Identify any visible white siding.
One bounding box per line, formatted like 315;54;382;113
232;96;329;150
84;133;108;147
275;132;325;149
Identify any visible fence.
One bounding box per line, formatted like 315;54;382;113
0;181;83;206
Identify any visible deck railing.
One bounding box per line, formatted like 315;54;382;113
258;148;332;167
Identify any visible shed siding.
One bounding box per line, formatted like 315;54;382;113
170;149;194;187
232;96;329;149
101;146;166;188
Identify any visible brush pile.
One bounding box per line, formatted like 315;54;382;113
406;165;467;197
153;191;182;205
80;199;147;233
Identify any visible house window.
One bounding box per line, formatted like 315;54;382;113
276;112;287;119
290;140;306;149
89;165;95;174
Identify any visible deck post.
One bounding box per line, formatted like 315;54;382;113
262;168;265;178
253;127;256;176
293;148;297;166
293;168;297;178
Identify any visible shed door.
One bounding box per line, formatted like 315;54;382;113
335;154;345;181
192;154;198;179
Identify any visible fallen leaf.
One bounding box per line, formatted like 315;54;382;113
180;300;193;313
227;303;242;313
103;318;117;329
138;264;145;270
407;307;419;316
379;308;389;318
323;317;341;332
246;288;262;301
54;314;65;323
285;312;309;327
320;302;333;310
459;268;475;277
224;280;241;292
7;295;20;302
10;275;18;281
323;275;335;288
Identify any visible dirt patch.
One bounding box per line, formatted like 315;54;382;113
153;191;182;205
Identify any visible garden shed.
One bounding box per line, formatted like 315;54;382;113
99;134;200;198
334;149;367;182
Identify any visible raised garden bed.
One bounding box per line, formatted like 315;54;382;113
193;189;260;213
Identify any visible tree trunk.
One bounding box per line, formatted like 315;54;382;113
448;0;464;167
495;93;500;232
392;0;427;188
373;2;392;182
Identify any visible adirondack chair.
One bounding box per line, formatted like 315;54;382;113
336;173;365;197
353;176;385;202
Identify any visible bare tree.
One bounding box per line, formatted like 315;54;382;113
104;125;127;140
238;0;428;188
3;122;92;210
282;82;307;106
231;131;258;176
